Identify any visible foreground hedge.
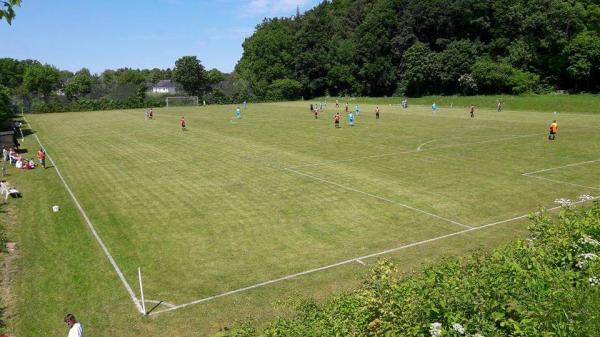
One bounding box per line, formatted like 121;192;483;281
230;202;600;337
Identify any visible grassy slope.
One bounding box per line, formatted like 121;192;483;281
323;94;600;114
4;98;600;336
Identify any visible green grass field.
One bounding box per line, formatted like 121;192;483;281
4;100;600;336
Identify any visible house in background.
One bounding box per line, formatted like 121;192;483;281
152;80;177;94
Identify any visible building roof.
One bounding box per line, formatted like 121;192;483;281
154;79;175;88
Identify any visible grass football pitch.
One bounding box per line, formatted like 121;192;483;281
7;100;600;336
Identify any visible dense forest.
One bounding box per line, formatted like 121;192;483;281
236;0;600;98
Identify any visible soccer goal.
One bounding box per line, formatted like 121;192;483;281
166;96;199;107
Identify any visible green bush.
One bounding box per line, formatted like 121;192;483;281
205;88;234;105
471;59;540;95
265;79;302;101
470;59;514;94
508;70;540;95
0;85;13;127
230;202;600;336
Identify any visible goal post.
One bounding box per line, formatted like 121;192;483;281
165;96;199;107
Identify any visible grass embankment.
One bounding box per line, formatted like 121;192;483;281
0;202;13;332
231;203;600;336
324;94;600;114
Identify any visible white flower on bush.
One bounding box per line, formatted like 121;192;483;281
576;253;597;269
580;235;600;247
589;277;600;286
452;323;465;335
579;194;594;202
472;334;485;337
430;322;443;337
554;198;573;207
580;253;598;260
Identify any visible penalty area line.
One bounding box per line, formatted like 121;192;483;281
284;167;473;229
522;158;600;191
522;158;600;176
22;116;144;315
149;195;598;317
524;175;600;191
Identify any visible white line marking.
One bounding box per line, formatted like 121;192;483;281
417;139;437;151
149;195;598;316
522;158;600;191
355;259;367;266
23;116;144;314
288;133;542;169
284;167;472;229
524;175;600;191
522;159;600;175
145;299;176;308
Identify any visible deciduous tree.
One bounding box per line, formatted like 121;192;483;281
173;56;208;96
23;63;60;100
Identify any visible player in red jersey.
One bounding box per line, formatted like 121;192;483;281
180;117;187;131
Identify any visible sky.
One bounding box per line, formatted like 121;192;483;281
0;0;321;74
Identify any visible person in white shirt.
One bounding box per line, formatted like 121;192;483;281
64;314;83;337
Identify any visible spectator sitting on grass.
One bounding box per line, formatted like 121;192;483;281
9;150;20;165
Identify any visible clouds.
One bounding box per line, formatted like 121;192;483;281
247;0;318;16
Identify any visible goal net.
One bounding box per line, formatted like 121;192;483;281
166;96;199;107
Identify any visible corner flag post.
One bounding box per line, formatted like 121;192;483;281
138;267;146;315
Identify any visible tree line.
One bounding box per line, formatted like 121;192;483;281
236;0;600;99
0;56;252;118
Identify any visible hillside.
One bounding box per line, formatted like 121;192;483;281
236;0;600;99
